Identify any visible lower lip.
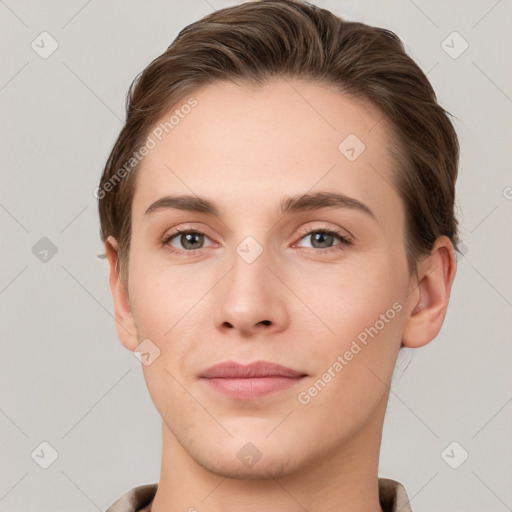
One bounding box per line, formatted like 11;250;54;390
202;376;305;399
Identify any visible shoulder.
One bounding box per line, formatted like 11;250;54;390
105;483;157;512
378;477;412;512
105;479;411;512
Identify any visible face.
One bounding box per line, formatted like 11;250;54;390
117;79;419;478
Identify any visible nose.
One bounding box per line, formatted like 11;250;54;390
213;246;289;338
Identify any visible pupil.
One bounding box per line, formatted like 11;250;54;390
183;233;202;249
313;232;333;248
179;232;334;250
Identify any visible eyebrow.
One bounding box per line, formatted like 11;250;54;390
144;191;375;220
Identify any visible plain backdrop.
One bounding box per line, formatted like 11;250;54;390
1;1;511;511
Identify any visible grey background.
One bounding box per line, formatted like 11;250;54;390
1;0;511;511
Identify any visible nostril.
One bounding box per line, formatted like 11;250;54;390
259;320;271;326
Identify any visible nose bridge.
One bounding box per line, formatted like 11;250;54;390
213;233;288;335
227;234;273;307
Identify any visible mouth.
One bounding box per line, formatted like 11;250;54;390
199;360;308;399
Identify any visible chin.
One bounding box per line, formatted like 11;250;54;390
193;444;301;480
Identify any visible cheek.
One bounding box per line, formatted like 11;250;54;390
131;264;205;418
305;257;406;340
300;257;407;409
128;256;202;335
294;280;405;439
127;258;213;390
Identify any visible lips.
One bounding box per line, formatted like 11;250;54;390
199;360;307;399
200;360;306;379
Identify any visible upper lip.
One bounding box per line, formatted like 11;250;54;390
200;360;307;379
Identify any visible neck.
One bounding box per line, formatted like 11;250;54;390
150;399;388;512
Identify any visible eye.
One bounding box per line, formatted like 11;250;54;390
163;229;214;253
294;227;352;253
162;226;352;256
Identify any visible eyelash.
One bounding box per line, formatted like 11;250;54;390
162;226;352;256
294;227;352;255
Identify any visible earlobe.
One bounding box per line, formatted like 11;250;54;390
402;236;457;348
105;236;139;351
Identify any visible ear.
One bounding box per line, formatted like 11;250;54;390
402;236;457;348
105;236;139;351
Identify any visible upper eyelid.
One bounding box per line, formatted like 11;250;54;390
164;225;346;238
295;224;351;239
164;225;350;248
293;228;352;249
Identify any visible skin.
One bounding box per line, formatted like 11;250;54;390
105;79;456;512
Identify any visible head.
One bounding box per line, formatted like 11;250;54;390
98;0;458;478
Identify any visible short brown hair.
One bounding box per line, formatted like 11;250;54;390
97;0;460;286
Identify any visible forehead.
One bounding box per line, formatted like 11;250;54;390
132;79;401;225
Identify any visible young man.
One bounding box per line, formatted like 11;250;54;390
98;1;459;511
